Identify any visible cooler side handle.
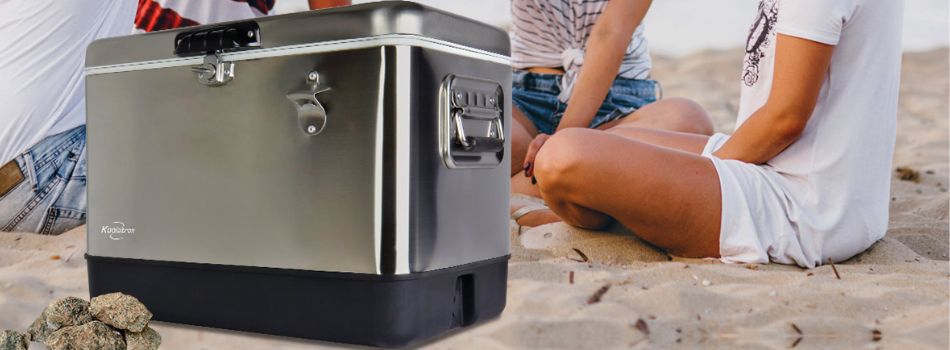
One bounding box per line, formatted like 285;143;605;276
439;75;506;169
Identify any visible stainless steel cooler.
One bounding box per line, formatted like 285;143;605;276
84;2;511;347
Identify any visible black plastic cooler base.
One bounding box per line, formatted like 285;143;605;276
86;254;508;348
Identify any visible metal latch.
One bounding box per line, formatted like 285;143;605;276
179;22;261;87
191;54;234;87
440;75;506;169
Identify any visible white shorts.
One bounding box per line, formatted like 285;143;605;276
701;133;820;267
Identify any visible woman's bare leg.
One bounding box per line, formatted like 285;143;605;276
510;98;714;227
511;171;542;198
515;98;711;196
533;128;721;258
605;126;710;154
510;107;539;177
598;97;714;136
509;126;709;228
511;106;544;198
509;106;558;226
526;126;711;229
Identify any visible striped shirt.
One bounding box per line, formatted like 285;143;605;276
135;0;275;32
511;0;651;102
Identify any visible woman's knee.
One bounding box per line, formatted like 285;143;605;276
533;128;595;195
533;129;614;230
661;97;714;135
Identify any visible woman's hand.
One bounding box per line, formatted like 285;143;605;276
556;0;652;132
522;134;551;181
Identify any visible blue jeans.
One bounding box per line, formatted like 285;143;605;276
0;126;86;235
512;70;660;134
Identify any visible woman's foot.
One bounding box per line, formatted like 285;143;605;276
510;194;563;228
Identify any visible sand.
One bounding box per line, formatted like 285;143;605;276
1;49;947;349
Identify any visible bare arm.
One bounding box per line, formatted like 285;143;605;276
308;0;351;10
713;34;834;163
556;0;652;131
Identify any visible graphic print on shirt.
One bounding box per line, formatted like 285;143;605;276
135;0;275;32
742;0;778;87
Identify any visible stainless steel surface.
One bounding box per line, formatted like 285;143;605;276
88;48;387;274
191;54;235;86
406;47;511;272
86;35;509;79
88;44;511;275
86;1;509;68
86;2;511;275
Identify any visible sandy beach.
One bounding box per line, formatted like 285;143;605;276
1;49;947;349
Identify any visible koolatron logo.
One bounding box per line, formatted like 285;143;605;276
101;222;135;240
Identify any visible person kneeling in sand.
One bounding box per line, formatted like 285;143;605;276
0;0;136;235
507;0;714;227
521;0;903;268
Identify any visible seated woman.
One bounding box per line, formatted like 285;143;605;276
524;0;903;268
508;0;713;225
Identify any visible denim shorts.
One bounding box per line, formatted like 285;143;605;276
0;125;86;235
512;70;660;134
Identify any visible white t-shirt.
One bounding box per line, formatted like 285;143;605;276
0;0;136;165
729;0;902;265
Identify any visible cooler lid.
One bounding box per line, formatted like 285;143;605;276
86;1;509;68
